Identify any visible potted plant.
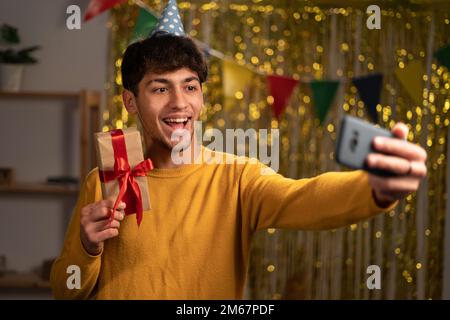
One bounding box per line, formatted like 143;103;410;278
0;24;40;91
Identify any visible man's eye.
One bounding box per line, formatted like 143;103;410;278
153;88;167;93
187;85;197;91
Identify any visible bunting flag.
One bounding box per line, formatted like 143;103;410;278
395;60;425;106
84;0;127;22
352;73;383;123
310;80;340;124
435;43;450;71
267;75;299;118
222;60;253;98
131;8;158;42
203;47;211;60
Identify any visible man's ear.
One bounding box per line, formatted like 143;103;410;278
122;89;138;115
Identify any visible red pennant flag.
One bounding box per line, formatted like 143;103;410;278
267;75;299;118
84;0;127;22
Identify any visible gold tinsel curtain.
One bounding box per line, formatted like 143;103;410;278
104;0;450;299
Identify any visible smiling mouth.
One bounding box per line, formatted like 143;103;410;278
162;117;192;130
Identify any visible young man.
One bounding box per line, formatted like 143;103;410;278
50;7;427;300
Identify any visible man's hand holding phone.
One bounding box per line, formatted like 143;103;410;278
366;122;427;208
336;116;427;208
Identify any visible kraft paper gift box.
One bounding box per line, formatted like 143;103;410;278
94;128;153;226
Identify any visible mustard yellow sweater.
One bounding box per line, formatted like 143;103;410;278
50;147;398;299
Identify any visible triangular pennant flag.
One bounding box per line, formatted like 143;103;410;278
267;75;299;118
310;80;340;124
395;60;424;106
435;43;450;70
222;60;253;98
132;8;158;42
84;0;126;22
352;73;383;123
203;47;211;60
150;0;185;37
202;47;212;71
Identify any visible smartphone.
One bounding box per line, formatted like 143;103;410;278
335;115;398;177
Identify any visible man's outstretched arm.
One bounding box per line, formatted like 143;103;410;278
240;122;426;232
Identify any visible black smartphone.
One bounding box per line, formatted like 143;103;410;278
335;115;398;177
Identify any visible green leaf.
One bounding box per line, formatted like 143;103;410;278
0;25;40;64
1;24;20;44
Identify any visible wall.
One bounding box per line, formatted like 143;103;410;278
0;0;109;298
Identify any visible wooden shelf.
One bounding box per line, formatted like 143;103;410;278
0;183;78;195
0;89;100;179
0;273;50;290
0;90;81;100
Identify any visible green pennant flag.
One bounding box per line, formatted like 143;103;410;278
310;80;340;124
435;43;450;70
132;8;158;43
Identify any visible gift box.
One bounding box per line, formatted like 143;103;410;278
94;128;153;226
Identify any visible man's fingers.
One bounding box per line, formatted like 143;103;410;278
372;136;427;161
96;199;115;210
114;209;125;221
94;218;121;232
117;201;126;212
408;160;427;178
367;153;410;175
104;210;125;222
391;122;409;140
80;199;126;253
95;198;126;211
90;205;113;221
96;228;120;243
367;153;427;178
90;201;126;221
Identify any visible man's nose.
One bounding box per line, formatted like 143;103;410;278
170;88;188;109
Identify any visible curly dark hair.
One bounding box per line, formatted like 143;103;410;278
121;32;208;96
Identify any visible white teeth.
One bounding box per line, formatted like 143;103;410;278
164;117;188;123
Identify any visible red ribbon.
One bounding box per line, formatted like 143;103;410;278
99;129;153;226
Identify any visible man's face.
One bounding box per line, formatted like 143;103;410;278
133;67;203;150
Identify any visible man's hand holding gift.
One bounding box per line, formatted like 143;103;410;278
80;198;126;256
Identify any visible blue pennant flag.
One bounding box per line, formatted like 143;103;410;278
352;73;383;123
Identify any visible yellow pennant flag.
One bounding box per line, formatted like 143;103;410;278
395;60;425;106
222;60;253;98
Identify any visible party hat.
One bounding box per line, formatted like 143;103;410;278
150;0;185;37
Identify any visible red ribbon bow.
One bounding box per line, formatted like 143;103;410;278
99;129;153;226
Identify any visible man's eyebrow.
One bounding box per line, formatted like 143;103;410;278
146;78;170;86
183;76;200;83
146;76;200;86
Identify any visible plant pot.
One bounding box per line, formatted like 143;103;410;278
0;64;24;91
